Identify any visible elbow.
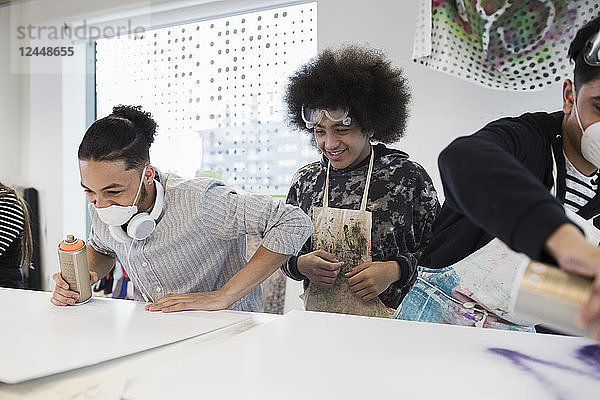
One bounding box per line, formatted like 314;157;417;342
439;137;468;166
438;137;473;178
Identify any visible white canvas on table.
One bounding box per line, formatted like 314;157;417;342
0;288;250;384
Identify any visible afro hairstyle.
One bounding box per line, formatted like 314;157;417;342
284;44;411;144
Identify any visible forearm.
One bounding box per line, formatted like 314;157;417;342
545;223;589;267
87;246;116;279
382;260;401;283
220;245;291;306
393;250;422;287
377;257;415;309
281;255;307;281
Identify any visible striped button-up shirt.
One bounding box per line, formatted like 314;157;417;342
88;171;313;311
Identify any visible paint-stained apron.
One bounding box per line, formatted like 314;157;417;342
303;149;393;318
395;147;600;330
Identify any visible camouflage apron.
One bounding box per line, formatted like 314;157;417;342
396;145;600;329
303;149;393;318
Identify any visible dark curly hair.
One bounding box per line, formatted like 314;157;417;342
78;105;157;171
568;14;600;90
284;45;411;144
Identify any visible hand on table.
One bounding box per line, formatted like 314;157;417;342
345;261;400;302
50;271;98;306
145;291;231;313
297;250;344;288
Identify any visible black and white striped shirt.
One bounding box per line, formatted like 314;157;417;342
0;189;25;257
564;155;599;213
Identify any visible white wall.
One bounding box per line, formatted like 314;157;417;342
0;8;24;185
0;0;567;290
1;1;90;289
316;0;564;196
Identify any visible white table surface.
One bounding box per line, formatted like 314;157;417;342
0;288;253;384
124;310;600;400
2;289;600;400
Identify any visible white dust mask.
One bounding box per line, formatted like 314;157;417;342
573;85;600;168
95;166;147;226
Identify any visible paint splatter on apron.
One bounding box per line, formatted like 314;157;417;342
303;150;393;318
396;142;600;330
413;0;599;90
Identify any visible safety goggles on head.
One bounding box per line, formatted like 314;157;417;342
301;106;352;129
583;30;600;67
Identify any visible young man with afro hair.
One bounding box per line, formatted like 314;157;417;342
281;45;440;317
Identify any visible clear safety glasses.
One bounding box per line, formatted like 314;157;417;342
301;106;352;129
583;30;600;67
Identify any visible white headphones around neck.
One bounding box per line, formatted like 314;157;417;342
109;180;165;243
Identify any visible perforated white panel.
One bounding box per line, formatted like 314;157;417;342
96;2;318;195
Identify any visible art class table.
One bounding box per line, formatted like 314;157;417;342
1;288;599;399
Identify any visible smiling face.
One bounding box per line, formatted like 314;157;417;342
79;159;155;211
314;115;373;170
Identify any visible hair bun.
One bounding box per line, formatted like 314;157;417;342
111;105;157;145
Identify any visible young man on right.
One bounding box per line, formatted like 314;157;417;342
397;16;600;339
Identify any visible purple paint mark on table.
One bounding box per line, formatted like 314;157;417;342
577;344;600;372
488;345;600;400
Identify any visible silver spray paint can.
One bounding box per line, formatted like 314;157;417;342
57;234;92;303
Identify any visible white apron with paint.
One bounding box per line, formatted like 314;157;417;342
303;150;393;318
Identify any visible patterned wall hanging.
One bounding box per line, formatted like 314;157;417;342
413;0;600;90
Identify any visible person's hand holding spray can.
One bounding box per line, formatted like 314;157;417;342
51;235;97;305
